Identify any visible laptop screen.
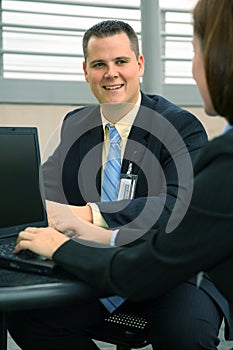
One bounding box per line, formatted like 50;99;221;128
0;127;48;237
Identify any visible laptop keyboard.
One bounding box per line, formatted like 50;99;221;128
0;240;38;260
0;241;16;257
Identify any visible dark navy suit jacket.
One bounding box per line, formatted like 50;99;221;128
43;92;206;230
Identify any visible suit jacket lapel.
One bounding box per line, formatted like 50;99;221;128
122;95;153;175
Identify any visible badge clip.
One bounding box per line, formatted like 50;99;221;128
117;162;138;200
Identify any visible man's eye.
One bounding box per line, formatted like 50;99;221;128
93;62;104;68
117;60;127;65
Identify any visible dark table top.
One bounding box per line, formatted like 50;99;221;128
0;266;98;312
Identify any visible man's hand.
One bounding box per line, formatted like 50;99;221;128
46;200;112;245
47;200;93;231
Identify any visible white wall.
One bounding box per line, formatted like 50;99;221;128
1;104;77;162
183;107;227;139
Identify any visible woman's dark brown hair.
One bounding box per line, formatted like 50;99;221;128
193;0;233;122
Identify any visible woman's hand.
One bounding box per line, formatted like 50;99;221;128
14;227;69;259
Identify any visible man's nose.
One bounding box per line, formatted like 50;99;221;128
104;64;119;78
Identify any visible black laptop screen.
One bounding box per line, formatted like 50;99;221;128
0;127;47;235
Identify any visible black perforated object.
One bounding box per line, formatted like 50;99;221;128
88;311;149;350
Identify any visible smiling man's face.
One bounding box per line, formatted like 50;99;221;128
83;32;144;105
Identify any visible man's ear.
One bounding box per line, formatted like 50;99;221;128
138;54;145;78
83;61;89;82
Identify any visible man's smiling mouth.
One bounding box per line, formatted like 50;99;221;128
103;84;124;90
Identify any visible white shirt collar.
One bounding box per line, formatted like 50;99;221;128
101;93;141;130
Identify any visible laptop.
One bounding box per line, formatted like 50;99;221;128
0;126;56;275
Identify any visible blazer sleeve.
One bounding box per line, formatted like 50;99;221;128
42;119;68;203
42;107;98;205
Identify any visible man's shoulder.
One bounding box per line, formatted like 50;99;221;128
142;92;206;130
64;105;99;122
143;93;193;117
59;105;102;143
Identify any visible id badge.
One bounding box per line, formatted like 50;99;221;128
117;162;138;200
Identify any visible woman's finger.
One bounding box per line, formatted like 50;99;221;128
17;230;36;242
24;227;40;233
14;239;31;253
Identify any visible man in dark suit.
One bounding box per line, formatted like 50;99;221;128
9;20;232;350
43;91;204;240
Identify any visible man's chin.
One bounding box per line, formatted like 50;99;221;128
101;101;136;123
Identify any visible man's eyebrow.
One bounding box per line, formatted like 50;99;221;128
115;56;131;61
89;59;105;65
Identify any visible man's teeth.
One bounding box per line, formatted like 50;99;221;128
105;84;122;90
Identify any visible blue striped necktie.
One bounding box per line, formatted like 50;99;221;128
101;124;121;201
100;124;125;312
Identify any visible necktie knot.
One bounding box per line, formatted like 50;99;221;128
106;124;121;144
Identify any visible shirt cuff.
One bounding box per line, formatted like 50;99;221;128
110;229;119;247
87;202;108;228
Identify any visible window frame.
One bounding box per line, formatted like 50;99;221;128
0;0;202;106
